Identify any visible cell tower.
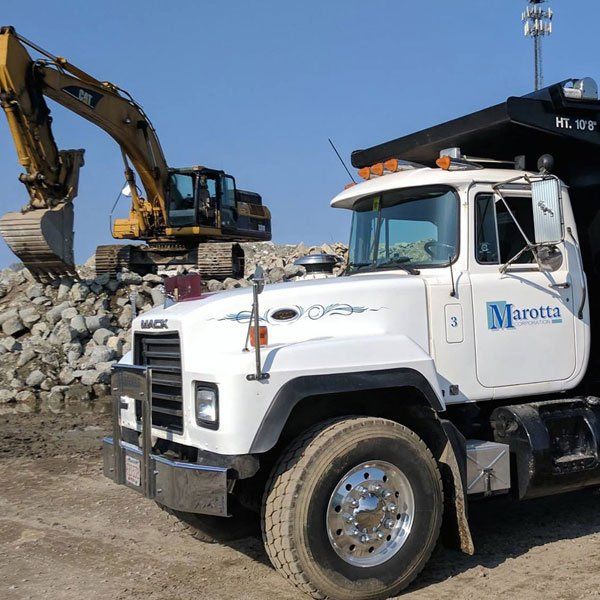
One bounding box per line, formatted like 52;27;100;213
522;0;553;91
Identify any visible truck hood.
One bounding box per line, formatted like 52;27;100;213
125;273;435;454
132;273;429;357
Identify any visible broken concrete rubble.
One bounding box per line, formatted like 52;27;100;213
0;241;348;412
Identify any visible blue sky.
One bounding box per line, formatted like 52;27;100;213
0;0;595;267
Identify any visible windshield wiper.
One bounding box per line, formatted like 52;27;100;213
348;259;420;275
346;261;373;273
375;258;420;275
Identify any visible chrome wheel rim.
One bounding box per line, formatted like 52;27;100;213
325;460;415;567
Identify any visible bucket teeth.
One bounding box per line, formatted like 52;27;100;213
0;204;76;282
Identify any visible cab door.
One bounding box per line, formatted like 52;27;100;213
219;175;237;229
469;186;577;388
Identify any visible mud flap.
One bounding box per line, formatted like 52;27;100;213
439;419;475;555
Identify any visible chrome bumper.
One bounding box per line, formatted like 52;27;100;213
103;364;228;517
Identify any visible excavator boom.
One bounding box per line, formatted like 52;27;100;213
0;26;169;279
0;27;272;281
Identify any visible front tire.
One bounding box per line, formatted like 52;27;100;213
159;498;258;543
262;417;443;600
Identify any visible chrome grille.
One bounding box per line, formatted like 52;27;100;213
135;332;183;433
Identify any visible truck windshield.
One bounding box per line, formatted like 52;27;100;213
347;185;459;273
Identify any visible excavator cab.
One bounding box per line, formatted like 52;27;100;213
165;167;271;239
166;168;223;229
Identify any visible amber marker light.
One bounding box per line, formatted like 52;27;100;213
436;155;452;170
250;325;269;348
358;167;371;180
384;158;399;172
370;163;384;177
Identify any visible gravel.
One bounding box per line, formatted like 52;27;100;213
0;241;348;412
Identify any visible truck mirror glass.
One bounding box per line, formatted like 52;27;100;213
252;265;266;294
536;245;563;272
531;178;563;245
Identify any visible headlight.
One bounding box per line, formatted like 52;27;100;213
195;383;218;429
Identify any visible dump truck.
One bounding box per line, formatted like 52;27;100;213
0;27;271;281
103;77;600;599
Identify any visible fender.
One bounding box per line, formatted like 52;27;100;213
249;368;474;555
250;367;444;454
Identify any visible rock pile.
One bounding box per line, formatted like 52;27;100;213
0;242;347;413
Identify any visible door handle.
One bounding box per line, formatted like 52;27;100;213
549;282;570;289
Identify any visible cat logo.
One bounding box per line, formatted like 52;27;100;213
78;89;94;107
61;85;104;109
140;318;168;330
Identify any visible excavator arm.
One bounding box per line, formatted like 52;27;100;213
0;26;170;279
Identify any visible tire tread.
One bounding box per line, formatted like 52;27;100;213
261;417;443;600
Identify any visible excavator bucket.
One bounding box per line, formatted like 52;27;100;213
0;203;76;281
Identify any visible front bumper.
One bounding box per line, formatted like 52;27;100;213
103;364;228;517
102;436;228;516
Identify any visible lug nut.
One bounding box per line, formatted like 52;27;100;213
376;531;385;540
350;499;359;508
383;490;393;499
387;503;397;513
360;534;371;544
344;513;354;523
356;485;366;495
385;519;395;529
370;484;382;493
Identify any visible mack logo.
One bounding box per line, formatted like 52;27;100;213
140;318;168;330
487;301;563;330
61;85;104;109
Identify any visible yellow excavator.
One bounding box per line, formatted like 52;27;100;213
0;27;271;281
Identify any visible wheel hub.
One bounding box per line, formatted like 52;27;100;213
326;460;414;567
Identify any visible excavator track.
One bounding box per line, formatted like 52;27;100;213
0;204;77;282
95;244;133;277
94;241;244;280
195;242;244;280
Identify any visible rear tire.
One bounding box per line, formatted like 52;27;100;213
262;417;443;600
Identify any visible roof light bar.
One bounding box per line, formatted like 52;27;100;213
436;150;484;171
357;158;425;180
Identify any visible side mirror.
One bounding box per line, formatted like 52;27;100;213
536;245;563;272
531;177;564;245
252;265;266;294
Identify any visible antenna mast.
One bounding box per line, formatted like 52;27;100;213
522;0;553;91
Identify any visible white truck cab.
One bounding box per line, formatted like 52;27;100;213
104;78;600;600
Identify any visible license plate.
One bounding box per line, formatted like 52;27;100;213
125;455;141;487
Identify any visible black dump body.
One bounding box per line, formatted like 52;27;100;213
351;80;600;187
352;79;600;383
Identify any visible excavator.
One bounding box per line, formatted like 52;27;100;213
0;27;271;281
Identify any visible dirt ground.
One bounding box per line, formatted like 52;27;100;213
1;411;600;600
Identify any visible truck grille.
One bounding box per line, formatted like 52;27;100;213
134;332;183;433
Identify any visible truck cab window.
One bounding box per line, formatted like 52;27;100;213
475;193;535;265
475;195;499;263
348;185;459;272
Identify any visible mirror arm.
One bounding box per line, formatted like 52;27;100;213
493;187;534;248
499;244;535;274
